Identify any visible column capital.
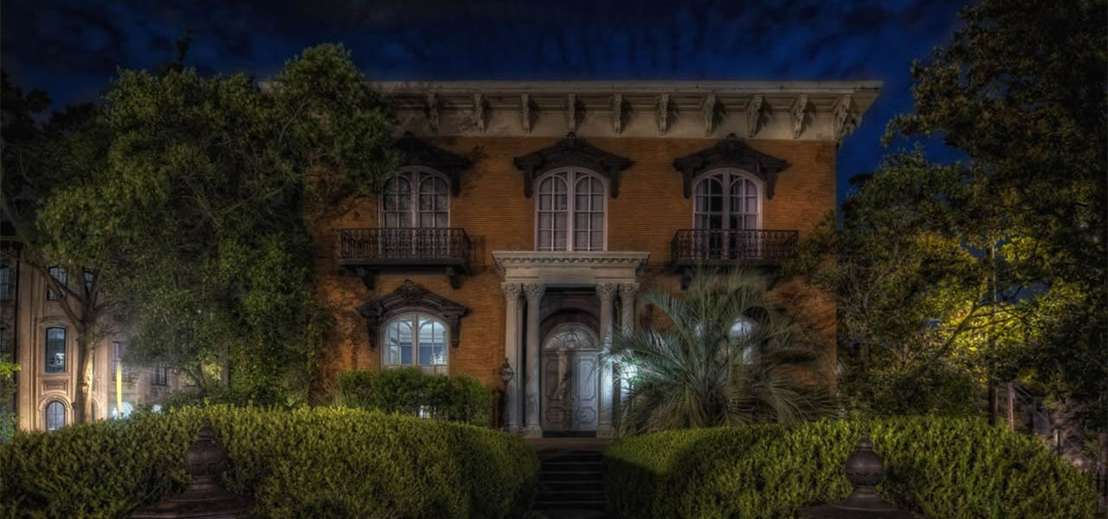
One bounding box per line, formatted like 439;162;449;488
501;282;522;301
523;283;545;302
618;282;639;298
596;283;618;302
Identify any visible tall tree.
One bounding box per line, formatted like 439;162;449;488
35;43;396;414
800;0;1106;465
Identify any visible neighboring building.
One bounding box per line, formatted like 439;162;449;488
0;232;182;432
317;81;881;437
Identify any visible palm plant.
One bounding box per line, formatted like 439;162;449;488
612;271;833;434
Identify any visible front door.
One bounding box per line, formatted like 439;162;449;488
541;324;600;432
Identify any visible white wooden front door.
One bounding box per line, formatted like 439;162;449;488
541;324;600;432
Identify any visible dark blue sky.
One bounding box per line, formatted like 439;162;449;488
2;0;968;201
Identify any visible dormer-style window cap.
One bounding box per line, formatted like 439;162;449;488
513;133;633;198
672;133;790;199
394;132;472;196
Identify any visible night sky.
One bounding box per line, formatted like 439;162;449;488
2;0;968;201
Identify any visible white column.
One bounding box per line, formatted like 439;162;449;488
596;283;618;438
501;283;522;432
620;283;638;335
616;283;638;431
523;283;545;437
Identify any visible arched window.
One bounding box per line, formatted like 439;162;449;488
693;171;761;231
381;169;450;228
45;327;66;373
536;169;606;252
45;400;66;431
383;313;448;374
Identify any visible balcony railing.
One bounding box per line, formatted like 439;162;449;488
670;229;799;267
337;227;471;288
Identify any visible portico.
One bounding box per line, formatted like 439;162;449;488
494;251;648;438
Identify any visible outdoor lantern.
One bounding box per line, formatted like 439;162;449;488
500;357;514;386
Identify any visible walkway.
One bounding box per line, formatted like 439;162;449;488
526;438;612;519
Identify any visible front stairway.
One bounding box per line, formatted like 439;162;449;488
530;444;609;518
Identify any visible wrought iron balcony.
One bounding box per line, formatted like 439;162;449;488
670;229;798;287
337;227;471;288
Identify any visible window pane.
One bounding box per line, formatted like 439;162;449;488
385;320;413;366
45;327;65;373
46;401;65;431
418;318;447;367
574;230;589;249
538;230;552;251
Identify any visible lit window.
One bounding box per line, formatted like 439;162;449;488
0;263;11;301
536;169;606;251
383;313;448;374
45;327;65;373
83;271;95;294
45;400;66;431
46;266;67;301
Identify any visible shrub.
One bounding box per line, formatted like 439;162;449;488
0;406;537;518
337;368;494;426
605;417;1098;519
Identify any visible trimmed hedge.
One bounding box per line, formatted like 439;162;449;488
0;406;537;518
337;368;494;426
604;417;1098;519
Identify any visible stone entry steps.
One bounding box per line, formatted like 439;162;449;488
532;449;608;517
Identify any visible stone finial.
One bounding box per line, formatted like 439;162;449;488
797;435;917;518
131;425;252;518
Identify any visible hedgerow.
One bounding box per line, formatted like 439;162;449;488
604;417;1098;519
0;406;537;518
337;368;494;426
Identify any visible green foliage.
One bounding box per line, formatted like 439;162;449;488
605;417;1099;519
337;368;494;426
612;271;832;434
0;362;18;443
0;406;537;518
27;43;396;404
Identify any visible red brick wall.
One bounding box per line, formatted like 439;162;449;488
314;137;838;390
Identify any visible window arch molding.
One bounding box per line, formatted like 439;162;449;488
513;133;633;198
690;168;765;231
358;280;469;352
672;133;789;199
533;167;609;252
380;166;452;229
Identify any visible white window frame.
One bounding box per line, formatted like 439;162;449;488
533;167;609;252
379;167;452;229
690;169;764;231
381;312;449;375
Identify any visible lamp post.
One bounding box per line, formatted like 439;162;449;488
499;357;514;432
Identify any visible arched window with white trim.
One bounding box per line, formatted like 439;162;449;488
693;170;761;231
536;169;606;252
383;312;448;375
45;400;66;431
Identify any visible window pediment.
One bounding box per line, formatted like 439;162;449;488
513;133;633;198
394;133;472;196
358;280;468;349
673;134;790;199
